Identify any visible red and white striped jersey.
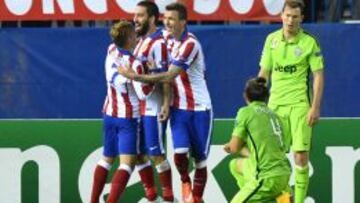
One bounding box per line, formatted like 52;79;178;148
162;29;174;49
169;30;212;111
102;44;153;118
133;29;168;116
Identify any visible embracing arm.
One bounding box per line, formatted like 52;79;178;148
135;66;181;83
118;64;182;83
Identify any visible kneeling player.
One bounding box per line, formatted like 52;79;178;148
224;77;291;203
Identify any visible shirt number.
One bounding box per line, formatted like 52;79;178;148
270;117;283;147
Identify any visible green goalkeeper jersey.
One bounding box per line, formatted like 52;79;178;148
232;101;291;180
259;28;324;106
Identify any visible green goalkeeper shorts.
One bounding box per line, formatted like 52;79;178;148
269;104;312;152
230;175;290;203
229;158;253;189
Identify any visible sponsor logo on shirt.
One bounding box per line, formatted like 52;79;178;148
274;65;297;74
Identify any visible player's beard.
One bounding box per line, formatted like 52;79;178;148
136;20;150;37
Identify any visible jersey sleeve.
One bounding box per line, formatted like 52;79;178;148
232;108;248;140
171;39;199;70
259;35;273;71
309;40;324;72
131;60;154;100
109;55;128;87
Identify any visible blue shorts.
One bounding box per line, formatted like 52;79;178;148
170;108;213;161
102;115;139;157
139;116;167;156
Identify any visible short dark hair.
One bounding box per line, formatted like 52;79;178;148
110;20;134;48
245;77;269;102
137;1;160;23
282;0;305;15
165;2;187;20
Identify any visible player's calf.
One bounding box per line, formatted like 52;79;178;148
153;158;174;202
90;159;113;203
137;160;158;201
192;160;207;203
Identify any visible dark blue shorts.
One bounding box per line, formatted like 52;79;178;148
139;115;167;156
102;115;139;157
170;108;213;161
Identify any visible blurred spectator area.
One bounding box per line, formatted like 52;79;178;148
0;20;114;28
0;0;359;27
323;0;360;22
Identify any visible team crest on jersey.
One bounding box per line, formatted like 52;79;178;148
271;39;279;49
294;47;302;57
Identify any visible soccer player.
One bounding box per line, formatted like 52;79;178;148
224;77;291;203
90;20;152;203
258;1;324;203
132;1;173;202
118;3;213;203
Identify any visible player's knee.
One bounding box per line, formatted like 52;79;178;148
195;159;207;169
229;159;238;176
102;156;115;165
229;158;244;176
136;154;149;164
155;159;171;173
150;155;166;165
120;155;137;167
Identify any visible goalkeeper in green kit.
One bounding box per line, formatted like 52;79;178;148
258;0;324;203
224;77;291;203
